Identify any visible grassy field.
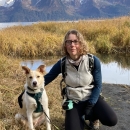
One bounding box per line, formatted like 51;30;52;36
0;16;130;58
0;16;130;130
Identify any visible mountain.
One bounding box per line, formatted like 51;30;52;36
0;0;15;7
0;0;130;22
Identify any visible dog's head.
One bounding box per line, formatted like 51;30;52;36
22;65;46;90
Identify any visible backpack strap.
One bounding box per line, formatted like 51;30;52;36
60;56;67;98
87;53;94;73
61;56;67;79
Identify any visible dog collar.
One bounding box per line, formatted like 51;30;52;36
27;86;44;92
27;86;37;91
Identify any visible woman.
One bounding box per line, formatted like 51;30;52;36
44;29;117;130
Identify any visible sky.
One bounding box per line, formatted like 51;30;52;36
0;0;15;7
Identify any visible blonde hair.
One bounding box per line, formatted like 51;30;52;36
62;29;88;56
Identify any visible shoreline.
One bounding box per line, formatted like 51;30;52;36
99;83;130;130
102;82;130;88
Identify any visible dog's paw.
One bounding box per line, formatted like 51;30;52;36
15;113;21;124
15;114;27;124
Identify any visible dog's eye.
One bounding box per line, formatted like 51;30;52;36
37;76;40;78
29;76;32;79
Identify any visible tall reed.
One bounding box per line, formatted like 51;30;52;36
0;16;130;58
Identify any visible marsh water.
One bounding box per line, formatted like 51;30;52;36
0;22;35;29
21;54;130;86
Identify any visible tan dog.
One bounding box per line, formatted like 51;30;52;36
15;65;51;130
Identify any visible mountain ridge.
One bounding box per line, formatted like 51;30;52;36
0;0;130;22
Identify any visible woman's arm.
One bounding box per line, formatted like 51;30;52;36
88;56;102;104
44;59;61;86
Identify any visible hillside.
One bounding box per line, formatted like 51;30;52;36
0;0;130;22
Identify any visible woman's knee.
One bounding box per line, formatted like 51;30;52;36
109;115;118;126
95;96;118;126
102;114;118;126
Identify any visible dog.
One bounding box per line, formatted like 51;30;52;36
15;65;51;130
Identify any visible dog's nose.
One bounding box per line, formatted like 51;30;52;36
33;81;37;86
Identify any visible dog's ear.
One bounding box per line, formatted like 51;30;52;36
37;65;46;74
22;66;30;74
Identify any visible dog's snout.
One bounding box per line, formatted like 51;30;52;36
33;81;37;86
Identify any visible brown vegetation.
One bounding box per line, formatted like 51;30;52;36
0;16;130;58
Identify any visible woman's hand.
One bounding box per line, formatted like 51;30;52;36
84;102;94;120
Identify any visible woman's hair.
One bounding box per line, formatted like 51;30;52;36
62;29;88;56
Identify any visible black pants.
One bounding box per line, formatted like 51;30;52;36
65;96;118;130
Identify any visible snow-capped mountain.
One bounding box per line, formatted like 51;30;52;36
0;0;15;7
0;0;130;22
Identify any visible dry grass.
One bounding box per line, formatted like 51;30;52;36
0;16;130;58
0;25;62;58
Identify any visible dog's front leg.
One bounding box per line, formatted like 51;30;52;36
27;110;35;130
44;108;51;130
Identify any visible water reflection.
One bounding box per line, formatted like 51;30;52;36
21;54;130;85
102;62;130;85
21;59;45;70
21;58;58;72
97;54;130;69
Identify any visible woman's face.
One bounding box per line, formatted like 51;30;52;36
65;34;81;60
